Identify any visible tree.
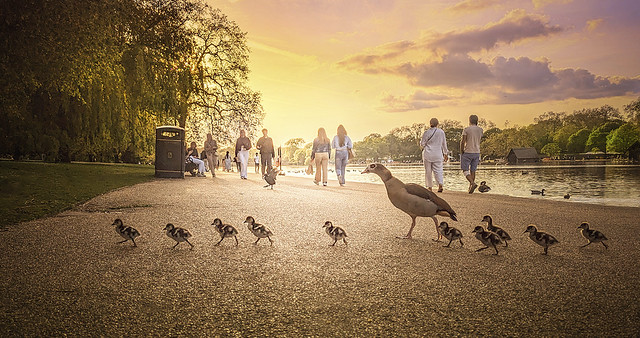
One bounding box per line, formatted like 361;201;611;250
585;121;623;153
354;133;386;162
541;143;561;157
388;123;425;161
282;138;306;164
478;118;496;130
439;119;463;158
553;124;581;152
606;124;640;154
566;128;591;153
624;96;640;124
481;127;535;159
439;119;463;131
0;0;263;162
565;105;623;130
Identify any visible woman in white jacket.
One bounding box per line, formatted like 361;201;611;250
420;118;449;192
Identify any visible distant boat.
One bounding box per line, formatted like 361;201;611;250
531;189;545;196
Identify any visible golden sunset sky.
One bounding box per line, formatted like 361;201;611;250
211;0;640;146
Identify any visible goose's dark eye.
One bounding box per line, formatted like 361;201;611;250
369;164;376;168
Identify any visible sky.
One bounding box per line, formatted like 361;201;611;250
210;0;640;146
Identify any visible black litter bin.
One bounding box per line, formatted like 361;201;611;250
155;126;185;178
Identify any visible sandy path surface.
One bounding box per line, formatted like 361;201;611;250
1;170;638;336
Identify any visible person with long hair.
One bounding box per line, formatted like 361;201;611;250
235;129;252;179
311;128;331;186
332;125;353;186
224;151;232;172
420;118;449;192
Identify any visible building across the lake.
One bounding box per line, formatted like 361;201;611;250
506;147;540;164
629;141;640;162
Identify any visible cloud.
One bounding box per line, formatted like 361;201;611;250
532;0;573;9
338;10;563;70
379;91;449;112
248;40;320;66
429;10;563;54
337;40;419;72
491;56;556;90
338;9;640;106
585;18;604;32
447;0;501;13
380;56;640;105
494;62;640;103
395;55;493;87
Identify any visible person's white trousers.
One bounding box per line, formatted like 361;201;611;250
424;159;444;188
190;156;206;173
238;150;249;178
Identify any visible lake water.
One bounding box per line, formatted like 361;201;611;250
282;164;640;208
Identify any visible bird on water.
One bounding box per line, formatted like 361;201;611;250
478;181;491;193
531;189;545;196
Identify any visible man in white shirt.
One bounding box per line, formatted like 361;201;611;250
460;115;483;193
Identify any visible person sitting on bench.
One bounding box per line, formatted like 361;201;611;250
186;141;206;177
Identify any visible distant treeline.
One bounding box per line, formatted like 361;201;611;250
280;98;640;164
0;0;263;163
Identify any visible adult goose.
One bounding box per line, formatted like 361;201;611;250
362;163;457;240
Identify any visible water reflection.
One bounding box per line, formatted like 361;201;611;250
284;164;640;208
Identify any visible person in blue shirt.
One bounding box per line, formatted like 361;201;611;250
332;125;353;186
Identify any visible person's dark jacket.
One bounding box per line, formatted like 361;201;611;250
235;136;252;157
256;136;275;158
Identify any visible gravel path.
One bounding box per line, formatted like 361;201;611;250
1;170;638;336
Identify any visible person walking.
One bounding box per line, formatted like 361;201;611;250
332;125;352;187
256;128;275;176
235;129;252;179
420;118;449;192
224;151;232;172
204;133;218;178
254;153;260;174
186;141;206;177
311;128;331;186
460;114;483;193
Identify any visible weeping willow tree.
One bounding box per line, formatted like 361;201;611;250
0;0;263;162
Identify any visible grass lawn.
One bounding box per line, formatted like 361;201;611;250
0;160;155;227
